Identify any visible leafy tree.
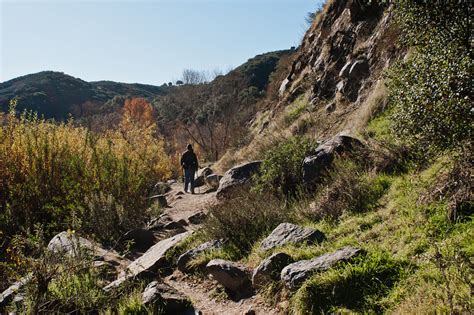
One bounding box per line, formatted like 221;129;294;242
121;97;155;127
387;1;472;151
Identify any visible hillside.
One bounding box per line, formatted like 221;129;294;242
0;50;292;122
0;71;170;119
0;1;471;314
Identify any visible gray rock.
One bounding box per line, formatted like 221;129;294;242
147;214;183;231
187;212;206;225
48;231;97;257
252;252;293;288
121;228;156;252
206;259;251;292
149;194;168;207
281;246;364;289
142;281;194;314
216;161;262;199
260;223;325;251
198;167;214;178
104;231;192;291
205;174;221;190
349;59;370;78
0;276;31;307
302;134;363;187
177;239;225;272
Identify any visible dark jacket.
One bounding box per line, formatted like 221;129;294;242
181;149;198;170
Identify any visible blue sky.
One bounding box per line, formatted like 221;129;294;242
1;0;322;85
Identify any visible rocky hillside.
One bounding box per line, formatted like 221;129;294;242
216;1;400;170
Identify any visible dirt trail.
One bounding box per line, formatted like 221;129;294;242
165;182;217;224
164;271;280;315
161;182;282;314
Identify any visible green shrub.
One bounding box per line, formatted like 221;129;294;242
253;136;317;198
292;251;411;314
387;1;472;151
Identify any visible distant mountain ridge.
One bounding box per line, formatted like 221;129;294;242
0;71;169;119
0;49;292;120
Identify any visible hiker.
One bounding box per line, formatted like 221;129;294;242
180;144;199;194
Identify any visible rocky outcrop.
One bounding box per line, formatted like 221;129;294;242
104;231;191;291
142;281;195;314
260;223;325;251
216;161;262;199
302;134;363;187
281;246;364;289
252;252;293;288
177;239;225;272
206;259;251;293
280;0;396;113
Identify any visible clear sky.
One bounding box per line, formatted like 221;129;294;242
0;0;322;85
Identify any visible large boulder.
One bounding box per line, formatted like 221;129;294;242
252;252;293;289
48;231;93;256
260;223;325;251
142;281;194;314
104;231;192;291
47;231;114;259
206;259;251;293
216;161;262;199
177;239;225;272
302;134;363;187
281;246;365;289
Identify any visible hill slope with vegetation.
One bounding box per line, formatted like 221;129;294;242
0;1;471;314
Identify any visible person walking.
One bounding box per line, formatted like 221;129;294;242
180;144;199;194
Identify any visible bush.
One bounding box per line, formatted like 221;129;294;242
253;136;317;198
387;1;472;151
203;190;291;256
0;100;172;248
292;251;410;314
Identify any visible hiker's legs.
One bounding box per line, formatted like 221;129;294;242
184;169;191;192
189;170;195;194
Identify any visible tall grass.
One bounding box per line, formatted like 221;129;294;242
0;100;172;247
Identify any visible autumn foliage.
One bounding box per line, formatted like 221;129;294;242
122;97;155;127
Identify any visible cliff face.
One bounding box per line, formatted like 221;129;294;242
280;0;398;110
216;0;402;171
